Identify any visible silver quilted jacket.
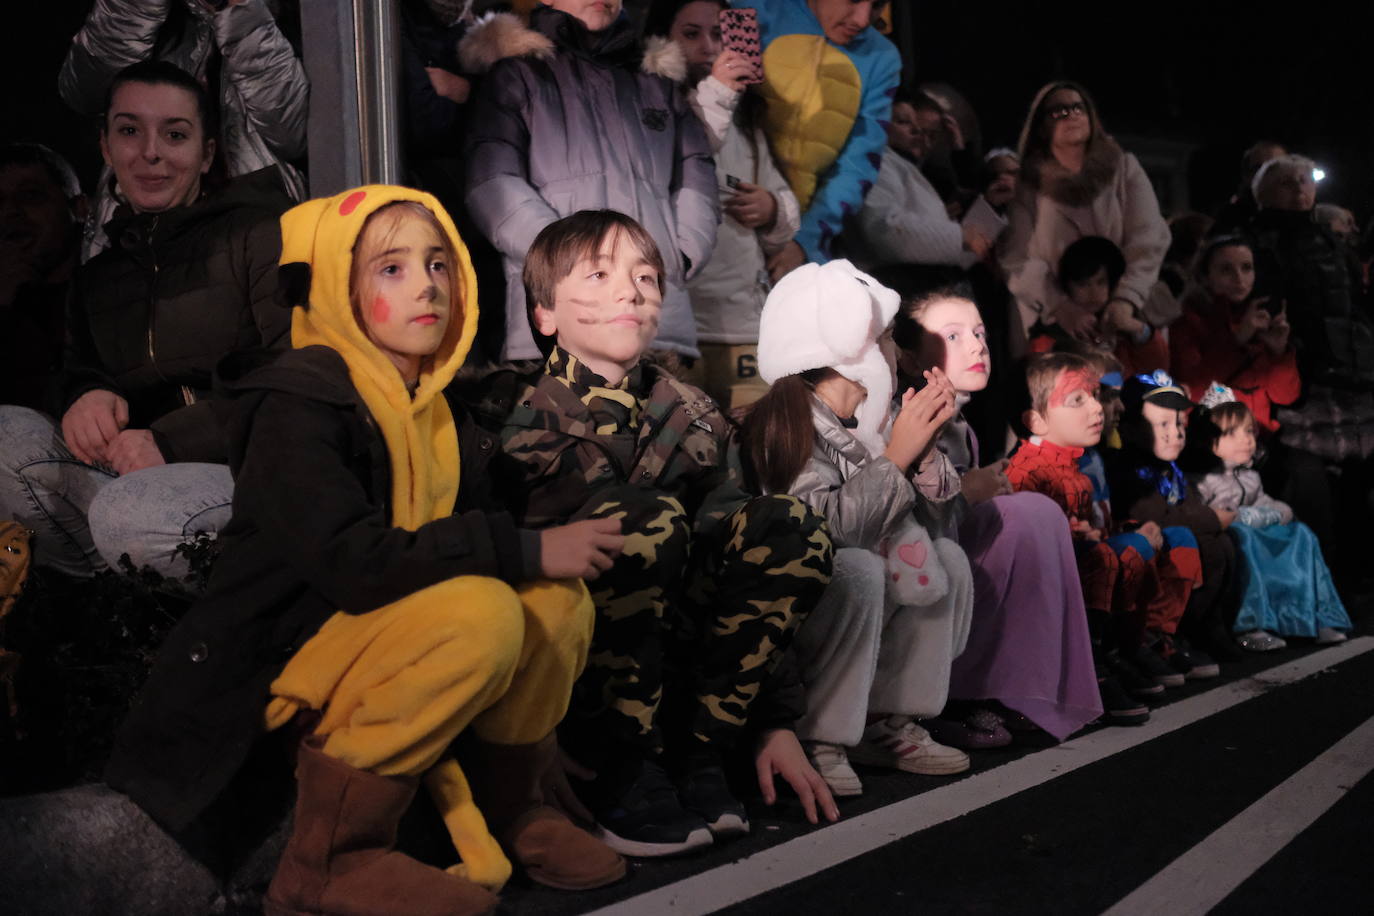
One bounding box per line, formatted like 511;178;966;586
788;397;957;549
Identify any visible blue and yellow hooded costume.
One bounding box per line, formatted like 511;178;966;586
742;0;901;262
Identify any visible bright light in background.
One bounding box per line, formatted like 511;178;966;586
1313;168;1327;182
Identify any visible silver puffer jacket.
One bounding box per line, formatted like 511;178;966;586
60;0;308;260
1195;465;1293;524
788;397;956;549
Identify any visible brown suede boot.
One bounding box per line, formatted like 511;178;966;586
466;734;626;890
264;737;498;916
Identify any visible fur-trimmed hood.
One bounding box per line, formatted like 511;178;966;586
458;12;554;74
1022;136;1125;209
459;6;683;78
1017;80;1125;208
640;35;687;82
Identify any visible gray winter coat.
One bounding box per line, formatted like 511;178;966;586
59;0;308;260
788;397;951;548
463;7;719;360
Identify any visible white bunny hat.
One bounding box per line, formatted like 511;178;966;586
757;259;902;455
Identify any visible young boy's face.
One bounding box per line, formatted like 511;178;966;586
1141;401;1186;462
354;213;453;379
533;228;663;377
1066;267;1111;314
1029;367;1104;448
1214;417;1257;468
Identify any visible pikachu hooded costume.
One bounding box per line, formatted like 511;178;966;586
107;186;621;915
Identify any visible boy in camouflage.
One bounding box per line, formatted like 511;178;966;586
476;210;835;857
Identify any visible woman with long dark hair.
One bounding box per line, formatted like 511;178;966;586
0;61;289;579
643;0;800;408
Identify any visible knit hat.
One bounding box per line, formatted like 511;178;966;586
757;259;901;455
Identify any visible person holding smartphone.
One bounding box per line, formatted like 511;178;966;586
643;0;801;409
1171;235;1299;438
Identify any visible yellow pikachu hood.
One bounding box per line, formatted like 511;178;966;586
279;185;478;530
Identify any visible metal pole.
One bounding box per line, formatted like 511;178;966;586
300;0;360;195
353;0;404;186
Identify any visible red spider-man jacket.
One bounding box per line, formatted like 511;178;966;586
1006;437;1095;525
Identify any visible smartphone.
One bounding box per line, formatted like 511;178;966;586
718;8;764;85
725;174;743;190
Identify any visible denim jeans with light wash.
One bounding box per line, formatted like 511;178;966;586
0;405;234;579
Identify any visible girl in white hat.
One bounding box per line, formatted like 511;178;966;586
740;259;975;797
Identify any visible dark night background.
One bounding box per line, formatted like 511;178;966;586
7;1;1373;222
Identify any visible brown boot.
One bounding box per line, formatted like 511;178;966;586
466;734;626;890
265;737;498;916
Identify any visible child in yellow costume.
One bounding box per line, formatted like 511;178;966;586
106;186;626;916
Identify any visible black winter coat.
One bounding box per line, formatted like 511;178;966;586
1104;446;1224;538
1250;208;1374;390
106;346;537;834
64;169;290;463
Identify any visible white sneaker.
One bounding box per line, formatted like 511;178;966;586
805;741;863;797
849;716;970;775
1317;627;1349;645
1235;629;1287;652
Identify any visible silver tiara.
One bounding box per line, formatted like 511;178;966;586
1199;382;1237;410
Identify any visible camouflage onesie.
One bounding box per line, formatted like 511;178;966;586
475;349;833;766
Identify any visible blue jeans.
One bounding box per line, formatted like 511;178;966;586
0;405;234;579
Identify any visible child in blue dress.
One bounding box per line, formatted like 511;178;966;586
1192;384;1351;647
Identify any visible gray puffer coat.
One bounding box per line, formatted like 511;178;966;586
463;6;719;360
788;397;952;548
59;0;308;260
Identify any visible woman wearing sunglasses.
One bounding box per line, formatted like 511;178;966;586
999;81;1173;352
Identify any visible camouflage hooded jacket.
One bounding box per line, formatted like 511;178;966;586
472;349;752;534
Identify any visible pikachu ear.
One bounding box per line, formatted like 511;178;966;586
277;195;333;266
276;262;312;311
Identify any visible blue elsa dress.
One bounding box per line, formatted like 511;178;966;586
1197;466;1350;637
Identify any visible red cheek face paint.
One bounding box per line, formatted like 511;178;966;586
1049;368;1097;408
370;295;391;324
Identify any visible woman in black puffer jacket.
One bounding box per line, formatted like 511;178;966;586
0;61;289;579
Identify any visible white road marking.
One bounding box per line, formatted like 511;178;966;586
1103;713;1374;916
589;637;1374;916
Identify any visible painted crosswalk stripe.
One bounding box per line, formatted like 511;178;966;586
589;637;1374;916
1103;712;1374;916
